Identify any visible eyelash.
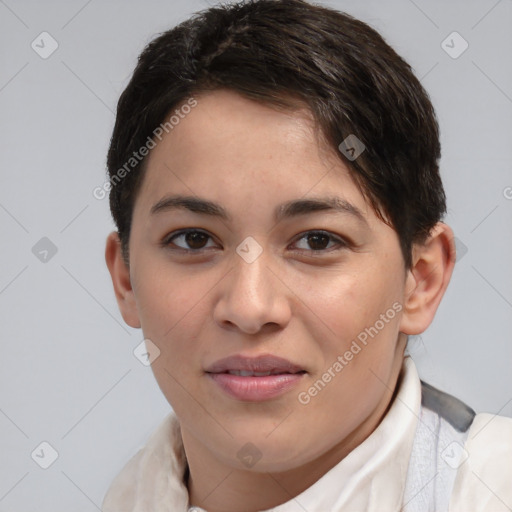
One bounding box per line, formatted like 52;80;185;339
161;229;348;255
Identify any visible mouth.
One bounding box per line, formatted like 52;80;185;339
205;354;307;401
220;369;306;377
205;353;306;375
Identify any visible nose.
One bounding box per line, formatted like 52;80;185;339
213;249;292;335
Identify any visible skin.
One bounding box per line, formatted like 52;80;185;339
106;89;456;512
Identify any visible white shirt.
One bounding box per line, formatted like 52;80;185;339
102;357;512;511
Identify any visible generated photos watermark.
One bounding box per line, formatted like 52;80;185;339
93;97;198;200
298;301;403;405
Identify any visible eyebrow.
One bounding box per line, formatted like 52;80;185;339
150;194;368;226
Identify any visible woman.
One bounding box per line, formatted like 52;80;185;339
102;1;512;510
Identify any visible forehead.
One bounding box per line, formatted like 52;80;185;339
134;89;374;223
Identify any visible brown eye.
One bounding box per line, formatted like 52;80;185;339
183;231;209;249
292;230;347;252
164;230;216;251
305;232;330;250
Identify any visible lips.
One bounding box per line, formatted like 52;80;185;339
205;354;305;375
224;369;289;377
205;354;306;401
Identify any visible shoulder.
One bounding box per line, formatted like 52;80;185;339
405;379;512;512
102;448;144;511
102;412;189;512
449;412;512;511
403;379;477;511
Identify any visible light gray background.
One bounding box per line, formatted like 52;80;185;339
0;0;511;510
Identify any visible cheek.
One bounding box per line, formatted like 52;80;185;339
294;275;403;452
304;265;404;394
308;267;400;345
135;270;212;416
133;256;212;339
131;262;216;395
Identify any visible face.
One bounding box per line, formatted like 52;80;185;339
123;89;411;472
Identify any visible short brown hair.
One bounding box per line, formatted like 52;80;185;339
107;0;446;269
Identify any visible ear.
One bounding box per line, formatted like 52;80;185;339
399;222;456;335
105;231;141;329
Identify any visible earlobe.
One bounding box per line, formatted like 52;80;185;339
105;231;141;329
399;222;456;335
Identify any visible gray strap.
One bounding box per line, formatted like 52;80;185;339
402;382;476;512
